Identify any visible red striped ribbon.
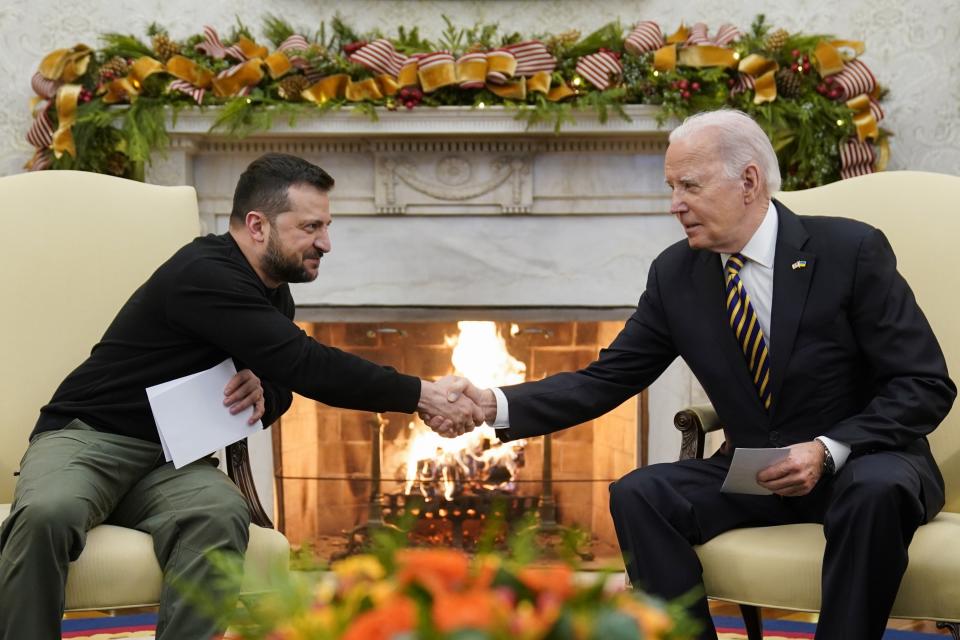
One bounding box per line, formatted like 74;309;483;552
575;50;623;90
349;38;408;77
625;21;664;55
832;59;876;101
840;139;876;179
501;41;556;76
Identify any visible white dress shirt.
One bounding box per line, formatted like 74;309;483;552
492;200;850;471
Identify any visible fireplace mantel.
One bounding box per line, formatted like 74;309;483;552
148;105;674;226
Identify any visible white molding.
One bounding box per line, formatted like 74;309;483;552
166;105;671;138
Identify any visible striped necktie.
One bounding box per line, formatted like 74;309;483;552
725;253;772;410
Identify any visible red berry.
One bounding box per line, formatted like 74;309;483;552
802;62;811;72
691;82;700;91
670;80;678;89
829;88;842;99
678;78;689;89
816;83;827;93
791;63;799;72
791;49;800;58
681;90;691;99
727;78;735;87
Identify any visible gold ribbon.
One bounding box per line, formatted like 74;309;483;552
456;57;488;86
527;71;552;95
738;54;779;104
102;56;166;104
211;59;264;98
653;44;677;71
398;59;420;87
234;36;269;61
263;51;293;79
547;81;576;101
38;45;91;83
875;135;890;172
345;77;383;101
302;74;399;103
665;24;689;44
52;84;81;158
166;55;213;88
488;77;526;100
678;45;737;68
418;59;458;93
846;94;879;141
303;74;348;103
486;52;517;79
814;39;864;77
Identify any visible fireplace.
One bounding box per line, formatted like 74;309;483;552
274;317;644;562
147;105;712;556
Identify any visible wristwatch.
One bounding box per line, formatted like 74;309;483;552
816;437;836;475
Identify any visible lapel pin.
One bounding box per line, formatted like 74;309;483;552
791;260;808;270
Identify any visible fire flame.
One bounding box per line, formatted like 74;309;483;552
403;322;527;501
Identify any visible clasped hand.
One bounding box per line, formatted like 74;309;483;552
417;375;491;438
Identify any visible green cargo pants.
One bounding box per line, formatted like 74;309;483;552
0;420;251;639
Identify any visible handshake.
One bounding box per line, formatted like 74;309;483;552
417;376;498;438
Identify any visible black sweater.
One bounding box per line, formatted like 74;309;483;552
34;233;421;442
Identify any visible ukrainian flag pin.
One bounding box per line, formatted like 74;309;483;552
792;260;808;270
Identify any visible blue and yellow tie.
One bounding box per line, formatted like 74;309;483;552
725;253;772;410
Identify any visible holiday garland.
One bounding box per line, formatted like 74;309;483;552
26;15;888;190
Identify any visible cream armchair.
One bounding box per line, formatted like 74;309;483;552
673;171;960;638
0;170;289;611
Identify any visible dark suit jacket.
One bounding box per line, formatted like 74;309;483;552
498;201;956;518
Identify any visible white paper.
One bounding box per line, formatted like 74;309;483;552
720;447;791;495
146;358;262;469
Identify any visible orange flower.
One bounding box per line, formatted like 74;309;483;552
432;587;507;632
617;597;673;638
395;548;470;594
517;564;575;601
340;595;417;640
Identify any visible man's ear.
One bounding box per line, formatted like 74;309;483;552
245;211;269;243
741;163;763;204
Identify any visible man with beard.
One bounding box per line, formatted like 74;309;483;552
0;153;482;640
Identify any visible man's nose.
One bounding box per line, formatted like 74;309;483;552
670;192;688;215
316;231;331;254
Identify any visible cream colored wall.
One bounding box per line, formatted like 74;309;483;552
1;0;958;177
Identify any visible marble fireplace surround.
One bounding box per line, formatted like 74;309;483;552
147;105;704;518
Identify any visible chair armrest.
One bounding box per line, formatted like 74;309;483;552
674;404;722;461
226;440;273;528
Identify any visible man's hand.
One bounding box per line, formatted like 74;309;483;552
417;376;485;438
421;377;497;434
756;440;826;496
223;368;265;426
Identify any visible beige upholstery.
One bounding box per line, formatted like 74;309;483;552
0;170;289;610
688;171;960;623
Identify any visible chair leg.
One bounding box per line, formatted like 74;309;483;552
738;604;763;640
937;621;960;640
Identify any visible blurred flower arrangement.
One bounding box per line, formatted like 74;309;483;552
26;14;886;190
212;515;698;640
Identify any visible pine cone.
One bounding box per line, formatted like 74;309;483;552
764;28;789;52
278;74;310;101
152;33;181;62
98;56;129;82
775;68;803;98
105;151;129;177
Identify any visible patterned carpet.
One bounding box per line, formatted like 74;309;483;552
61;613;945;639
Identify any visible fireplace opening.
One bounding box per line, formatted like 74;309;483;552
273;316;646;566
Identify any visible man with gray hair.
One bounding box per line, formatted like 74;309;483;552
436;109;955;638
